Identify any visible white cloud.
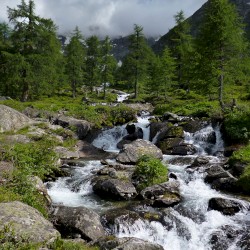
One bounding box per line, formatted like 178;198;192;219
0;0;207;37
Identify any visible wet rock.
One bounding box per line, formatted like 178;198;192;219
53;115;91;139
231;161;247;177
205;165;232;183
93;178;137;200
140;181;181;208
0;201;60;244
166;126;184;138
101;209;141;230
117;139;132;149
162;112;182;123
149;122;168;142
96;236;164;250
0;104;33;132
167;156;195;166
211;177;239;193
237;231;250;249
180;120;209;133
116;139;163;164
209;225;242;250
126;124;136;134
54;146;79;159
157;138;183;154
51;205;105;241
169;144;197;155
208;197;242;215
189;156;210;168
162;208;191;240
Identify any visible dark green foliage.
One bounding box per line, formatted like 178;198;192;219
195;0;249;108
0;0;64;101
134;155;168;191
229;144;250;194
65;26;85;98
224;108;250;143
85;36;101;92
100;36;117;99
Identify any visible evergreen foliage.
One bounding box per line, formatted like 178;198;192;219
195;0;249;109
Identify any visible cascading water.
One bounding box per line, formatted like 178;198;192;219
46;95;250;249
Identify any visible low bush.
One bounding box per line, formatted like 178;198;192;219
224;108;250;143
134;155;168;191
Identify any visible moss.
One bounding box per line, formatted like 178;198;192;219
229;144;250;194
134;155;168;191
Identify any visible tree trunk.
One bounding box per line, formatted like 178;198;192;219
219;73;224;110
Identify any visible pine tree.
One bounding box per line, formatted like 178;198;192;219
65;26;85;98
2;0;63;101
170;11;193;89
100;36;116;99
85;35;100;93
123;24;154;98
196;0;248;108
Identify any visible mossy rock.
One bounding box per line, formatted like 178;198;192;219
158;138;183;153
166;126;184;138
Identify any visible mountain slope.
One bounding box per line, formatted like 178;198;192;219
153;0;250;54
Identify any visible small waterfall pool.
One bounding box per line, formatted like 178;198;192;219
47;113;250;249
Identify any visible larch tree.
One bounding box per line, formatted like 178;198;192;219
100;36;116;99
170;10;193;90
65;26;85;98
126;24;154;98
196;0;249;109
85;35;101;93
3;0;63;101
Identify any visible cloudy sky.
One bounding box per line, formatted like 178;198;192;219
0;0;207;37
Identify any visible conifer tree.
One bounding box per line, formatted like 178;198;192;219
85;35;100;93
100;36;116;99
1;0;63;101
65;26;85;98
170;11;193;89
123;24;154;98
196;0;248;108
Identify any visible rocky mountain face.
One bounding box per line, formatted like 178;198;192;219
153;0;250;54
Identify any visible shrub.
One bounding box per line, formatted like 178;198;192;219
224;108;250;143
134;155;168;191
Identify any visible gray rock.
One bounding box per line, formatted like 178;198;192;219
125;103;154;113
180;120;209;133
97;237;164;250
0;105;33;132
140;181;181;207
170;144;197;155
0;201;60;244
53;115;91;139
93;178;137;200
117;139;163;164
208;197;242;215
51;205;105;241
205;165;231;183
189;156;210;168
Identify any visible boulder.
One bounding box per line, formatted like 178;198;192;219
211;177;239;193
54;146;79;159
96;237;164;250
180;120;208;133
101;209;141;230
189;156;210;168
0;201;60;244
125;103;154;113
204;165;231;183
117;139;132;149
149;122;168;142
51;205;105;241
93;178;137;200
116;139;163;164
126;124;136;134
157;138;183;154
0;105;33;132
162;112;182;123
140;181;181;208
165;126;184;138
169;144;197;155
208;197;242;215
53;115;91;139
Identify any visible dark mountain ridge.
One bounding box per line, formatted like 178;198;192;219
153;0;250;54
